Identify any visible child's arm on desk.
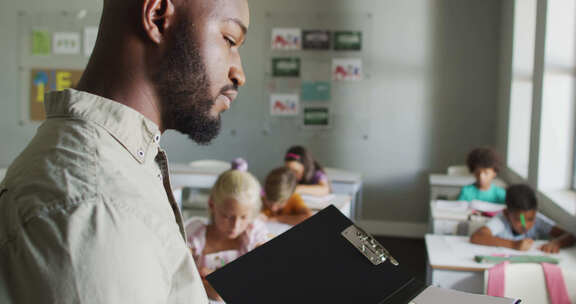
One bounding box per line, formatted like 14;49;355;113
295;180;330;196
470;226;534;251
540;227;576;253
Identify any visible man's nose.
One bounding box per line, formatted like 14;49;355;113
229;52;246;87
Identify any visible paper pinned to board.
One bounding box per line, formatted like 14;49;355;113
53;32;80;54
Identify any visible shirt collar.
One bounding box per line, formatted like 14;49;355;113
44;89;162;164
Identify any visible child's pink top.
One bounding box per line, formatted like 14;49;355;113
185;218;268;270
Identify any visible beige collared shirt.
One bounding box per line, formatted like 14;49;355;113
0;89;208;303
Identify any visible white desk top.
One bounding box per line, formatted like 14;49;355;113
426;234;576;271
301;194;351;211
429;174;506;188
170;162;229;176
169;163;362;186
266;195;351;237
324;167;362;184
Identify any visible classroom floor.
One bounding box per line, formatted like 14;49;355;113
374;236;427;283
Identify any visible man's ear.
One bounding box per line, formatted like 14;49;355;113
142;0;175;44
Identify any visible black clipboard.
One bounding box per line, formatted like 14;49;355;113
206;205;427;303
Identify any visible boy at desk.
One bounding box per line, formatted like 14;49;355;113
261;167;312;225
471;184;575;253
458;147;506;204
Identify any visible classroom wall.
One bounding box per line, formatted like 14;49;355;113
0;0;503;231
496;0;513;161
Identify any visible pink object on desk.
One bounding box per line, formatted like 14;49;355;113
487;261;508;297
487;261;571;304
542;263;571;304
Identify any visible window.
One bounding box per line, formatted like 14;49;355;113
537;0;576;192
505;0;576;217
507;0;537;178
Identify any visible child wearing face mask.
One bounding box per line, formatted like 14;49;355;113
471;184;575;253
458;147;506;204
284;145;330;196
186;166;268;302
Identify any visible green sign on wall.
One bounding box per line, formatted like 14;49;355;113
303;107;330;126
334;31;362;51
272;57;301;77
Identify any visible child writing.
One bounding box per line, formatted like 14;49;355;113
262;167;313;225
186;167;268;302
458;147;506;204
284;145;330;196
471;184;575;253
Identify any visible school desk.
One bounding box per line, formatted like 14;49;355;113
324;167;363;220
425;234;576;293
170;162;227;190
428;200;492;235
178;193;352;226
169;162;361;219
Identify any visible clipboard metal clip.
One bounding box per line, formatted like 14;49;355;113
341;225;399;266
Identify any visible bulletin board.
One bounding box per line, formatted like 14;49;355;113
262;11;374;140
17;10;100;123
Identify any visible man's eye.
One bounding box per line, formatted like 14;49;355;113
224;36;237;47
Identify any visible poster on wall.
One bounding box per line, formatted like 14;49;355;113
84;27;98;57
271;28;301;50
301;81;331;101
332;58;362;81
31;30;51;55
270;93;299;116
303;106;330;128
334;31;362;51
30;69;83;121
53;32;81;55
302;30;330;50
272;57;301;77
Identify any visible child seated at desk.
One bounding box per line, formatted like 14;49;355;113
284;145;330;196
261;167;313;225
458;147;506;204
470;184;575;253
186;169;268;302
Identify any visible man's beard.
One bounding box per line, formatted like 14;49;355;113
154;20;221;145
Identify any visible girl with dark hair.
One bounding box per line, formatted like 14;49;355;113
284;145;331;196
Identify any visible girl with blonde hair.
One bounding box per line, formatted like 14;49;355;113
186;163;268;302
